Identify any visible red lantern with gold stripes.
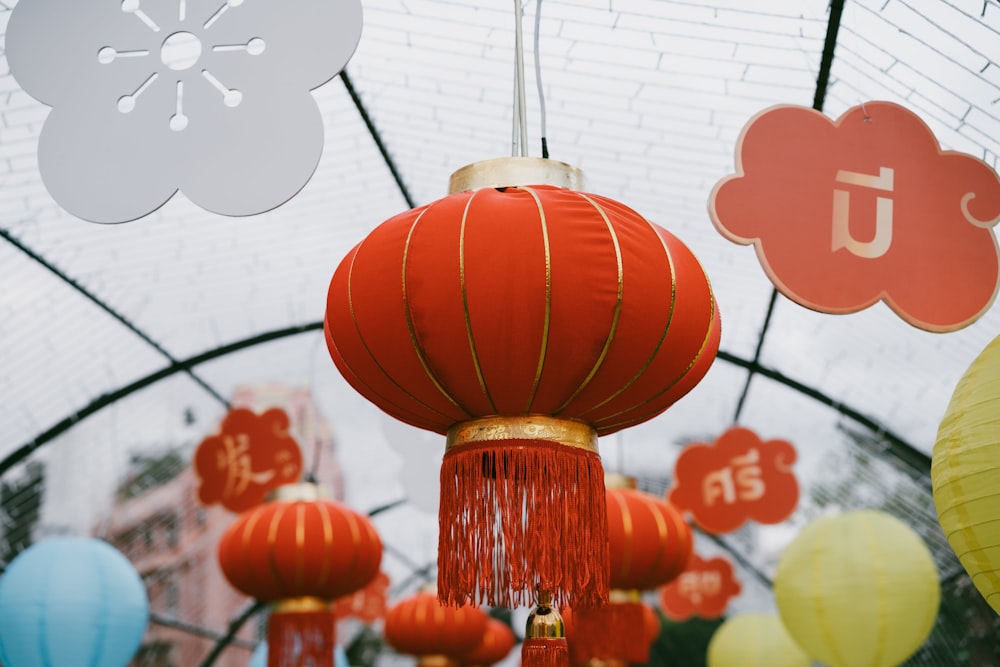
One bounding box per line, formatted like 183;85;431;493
325;158;719;610
217;483;382;667
459;618;517;667
384;590;489;666
566;482;691;665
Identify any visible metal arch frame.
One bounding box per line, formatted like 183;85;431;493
0;1;936;660
0;0;925;485
0;321;928;478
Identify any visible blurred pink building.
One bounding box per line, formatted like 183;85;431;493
104;385;345;667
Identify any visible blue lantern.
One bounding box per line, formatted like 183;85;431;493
0;536;149;667
249;640;349;667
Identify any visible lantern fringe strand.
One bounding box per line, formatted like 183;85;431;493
268;604;336;667
521;638;570;667
438;439;609;609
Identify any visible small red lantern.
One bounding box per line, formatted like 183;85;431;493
217;483;382;667
384;589;489;666
566;481;691;665
459;618;517;667
325;158;720;608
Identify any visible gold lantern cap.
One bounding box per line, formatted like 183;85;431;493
604;473;637;490
267;481;330;502
448;157;586;194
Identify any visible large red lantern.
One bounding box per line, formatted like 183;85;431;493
459;618;517;667
325;158;719;609
566;481;692;665
218;483;382;667
384;589;489;666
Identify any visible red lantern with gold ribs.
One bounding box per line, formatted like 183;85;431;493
384;589;489;666
325;158;720;609
566;482;692;665
218;483;382;667
459;618;517;667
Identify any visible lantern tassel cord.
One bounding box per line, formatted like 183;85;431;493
267;605;337;667
437;439;609;609
521;638;569;667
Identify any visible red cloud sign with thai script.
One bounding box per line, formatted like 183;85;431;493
193;407;303;513
659;553;741;622
668;427;798;534
710;101;1000;332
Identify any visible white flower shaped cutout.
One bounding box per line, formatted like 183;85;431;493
6;0;363;223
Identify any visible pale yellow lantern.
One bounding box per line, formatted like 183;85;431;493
773;510;939;667
706;613;809;667
933;333;1000;615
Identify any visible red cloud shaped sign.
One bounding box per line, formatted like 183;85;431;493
668;427;798;534
710;101;1000;332
334;571;390;624
193;407;303;513
659;554;741;622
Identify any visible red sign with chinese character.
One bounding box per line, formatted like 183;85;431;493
333;571;389;624
668;427;798;534
193;407;303;513
658;554;741;622
710;101;1000;332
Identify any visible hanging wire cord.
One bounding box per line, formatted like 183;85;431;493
512;0;529;156
533;0;549;158
513;0;550;158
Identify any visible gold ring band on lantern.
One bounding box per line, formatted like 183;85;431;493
271;596;331;613
446;416;598;453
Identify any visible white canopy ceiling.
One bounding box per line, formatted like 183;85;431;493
0;0;997;662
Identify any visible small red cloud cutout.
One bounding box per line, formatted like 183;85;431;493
668;427;798;534
710;101;1000;332
334;571;390;623
193;407;303;513
659;553;741;622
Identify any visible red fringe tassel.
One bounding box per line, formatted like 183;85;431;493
438;439;609;609
567;601;648;664
267;607;336;667
521;638;570;667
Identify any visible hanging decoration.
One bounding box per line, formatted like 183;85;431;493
458;618;517;667
521;587;570;667
250;642;349;667
933;333;1000;615
565;482;692;665
706;613;810;667
333;571;390;624
324;159;720;609
658;553;741;622
710;100;1000;332
5;0;363;223
383;588;489;666
0;536;149;667
773;510;940;667
668;426;798;534
193;407;303;513
217;483;383;667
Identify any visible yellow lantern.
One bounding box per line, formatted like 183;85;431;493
933;333;1000;615
773;510;939;667
707;613;809;667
